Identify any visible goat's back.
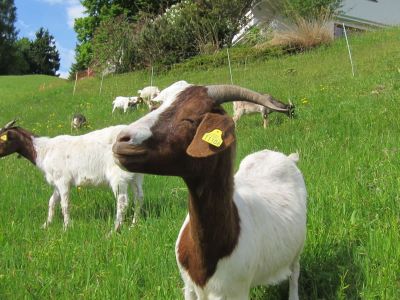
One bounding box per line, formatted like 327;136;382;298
233;101;267;115
34;125;135;186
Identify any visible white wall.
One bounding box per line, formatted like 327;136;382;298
341;0;400;26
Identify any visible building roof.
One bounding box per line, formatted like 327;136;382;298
339;0;400;27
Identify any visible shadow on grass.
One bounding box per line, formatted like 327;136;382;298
251;240;363;299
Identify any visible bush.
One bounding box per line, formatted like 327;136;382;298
170;44;285;73
284;0;342;18
269;12;334;51
89;0;254;73
91;15;138;74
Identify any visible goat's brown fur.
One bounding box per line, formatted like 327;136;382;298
0;127;37;164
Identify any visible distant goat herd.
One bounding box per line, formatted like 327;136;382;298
0;80;305;300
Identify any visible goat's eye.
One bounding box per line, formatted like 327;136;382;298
182;118;195;124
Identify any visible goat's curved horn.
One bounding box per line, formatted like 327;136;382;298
206;85;289;113
3;119;17;130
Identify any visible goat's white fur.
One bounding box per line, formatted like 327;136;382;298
152;80;189;103
112;96;138;113
176;150;307;300
233;101;270;127
137;86;160;109
127;81;192;145
138;86;160;99
33;125;144;230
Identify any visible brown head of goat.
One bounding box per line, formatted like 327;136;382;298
0;120;36;163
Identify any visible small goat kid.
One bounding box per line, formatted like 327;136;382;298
112;96;138;113
138;86;160;109
113;83;307;299
233;97;294;128
0;120;144;231
71;113;87;130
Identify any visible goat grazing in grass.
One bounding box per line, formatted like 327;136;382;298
233;97;294;128
0;120;144;231
138;86;160;109
71;113;87;131
113;82;307;299
112;96;139;113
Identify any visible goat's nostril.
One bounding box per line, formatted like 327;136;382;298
118;134;131;143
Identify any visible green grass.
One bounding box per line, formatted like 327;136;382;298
1;28;400;299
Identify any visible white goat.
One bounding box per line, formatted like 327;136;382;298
113;83;307;299
0;120;144;231
146;81;189;111
112;96;138;113
137;86;160;109
233;98;294;128
138;86;160;100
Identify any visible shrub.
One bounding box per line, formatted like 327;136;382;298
268;11;334;51
170;44;285;73
91;15;138;74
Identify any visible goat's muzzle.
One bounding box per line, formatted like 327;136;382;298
113;134;148;168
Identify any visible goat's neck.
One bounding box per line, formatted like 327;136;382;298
180;151;240;285
14;129;37;165
185;171;238;247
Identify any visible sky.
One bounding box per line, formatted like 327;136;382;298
14;0;86;78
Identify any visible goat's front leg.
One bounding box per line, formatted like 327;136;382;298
112;182;130;232
57;185;71;230
288;258;300;300
183;285;197;300
115;193;129;232
42;189;60;228
232;111;242;127
263;113;269;128
131;175;144;226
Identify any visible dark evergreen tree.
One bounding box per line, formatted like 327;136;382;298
0;0;18;74
12;37;30;74
29;27;60;76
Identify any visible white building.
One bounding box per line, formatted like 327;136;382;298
233;0;400;42
335;0;400;36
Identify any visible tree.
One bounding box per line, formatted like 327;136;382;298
29;27;60;76
0;0;18;74
91;14;138;73
12;37;31;74
134;0;254;68
72;0;179;72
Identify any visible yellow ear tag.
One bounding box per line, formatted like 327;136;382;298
202;129;223;147
0;134;7;142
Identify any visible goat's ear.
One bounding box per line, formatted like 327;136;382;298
186;113;235;158
0;132;8;142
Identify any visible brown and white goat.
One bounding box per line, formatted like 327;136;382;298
233;96;294;128
113;83;307;300
0;120;144;231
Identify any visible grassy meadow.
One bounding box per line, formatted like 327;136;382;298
1;28;400;299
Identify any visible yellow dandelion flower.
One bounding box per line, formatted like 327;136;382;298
301;98;309;104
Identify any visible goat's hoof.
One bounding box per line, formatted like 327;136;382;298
114;224;122;233
41;222;49;229
62;222;71;231
129;222;139;230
